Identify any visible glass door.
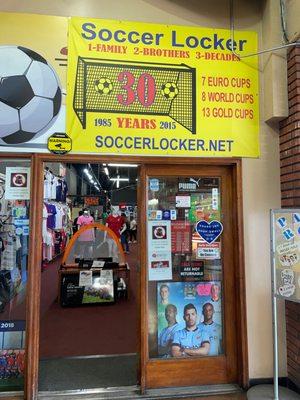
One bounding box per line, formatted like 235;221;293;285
0;159;31;393
142;164;238;388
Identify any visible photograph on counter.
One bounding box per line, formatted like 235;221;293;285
157;281;222;358
82;269;114;304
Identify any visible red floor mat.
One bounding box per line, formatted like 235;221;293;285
39;243;139;358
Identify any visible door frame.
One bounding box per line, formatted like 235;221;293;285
140;163;245;389
0;154;247;399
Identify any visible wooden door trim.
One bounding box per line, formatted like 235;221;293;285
25;154;43;400
233;161;248;388
139;165;148;394
0;153;42;399
141;160;248;389
35;152;241;166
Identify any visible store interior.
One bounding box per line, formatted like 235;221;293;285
0;161;139;392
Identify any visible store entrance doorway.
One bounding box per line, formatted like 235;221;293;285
38;161;139;392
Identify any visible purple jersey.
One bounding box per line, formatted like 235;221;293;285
46;204;57;229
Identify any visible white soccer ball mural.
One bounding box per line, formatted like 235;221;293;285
0;46;62;145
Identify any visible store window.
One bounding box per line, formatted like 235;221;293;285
0;159;31;391
147;176;223;359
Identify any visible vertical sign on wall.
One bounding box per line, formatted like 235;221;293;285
272;209;300;302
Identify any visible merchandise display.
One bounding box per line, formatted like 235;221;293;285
0;177;29;312
59;223;130;306
42;169;71;262
0;162;30;390
43;168;68;202
59;264;130;307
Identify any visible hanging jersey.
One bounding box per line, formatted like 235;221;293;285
43;171;53;199
55;205;64;229
46;204;57;229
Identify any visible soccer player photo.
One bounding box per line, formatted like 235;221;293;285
156;281;223;358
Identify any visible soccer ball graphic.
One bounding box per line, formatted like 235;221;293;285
94;77;113;95
0;46;62;145
161;82;179;100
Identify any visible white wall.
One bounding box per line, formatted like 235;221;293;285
0;0;285;380
243;127;283;378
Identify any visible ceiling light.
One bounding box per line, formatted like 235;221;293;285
104;167;109;176
108;163;138;168
110;178;129;181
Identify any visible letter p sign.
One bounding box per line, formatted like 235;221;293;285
277;217;287;229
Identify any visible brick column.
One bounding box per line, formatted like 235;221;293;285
279;45;300;388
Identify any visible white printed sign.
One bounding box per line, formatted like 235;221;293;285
148;220;172;281
79;270;93;287
212;188;219;210
197;242;220;259
5;167;30;200
175;196;191;208
91;260;105;269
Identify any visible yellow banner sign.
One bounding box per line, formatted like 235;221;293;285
67;17;259;157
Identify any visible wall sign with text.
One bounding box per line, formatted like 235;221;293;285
67;17;259;157
272;210;300;302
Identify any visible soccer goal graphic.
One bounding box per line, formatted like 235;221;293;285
73;57;196;133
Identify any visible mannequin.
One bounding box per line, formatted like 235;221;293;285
104;208;125;260
77;209;95;259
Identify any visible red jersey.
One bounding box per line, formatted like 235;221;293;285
106;215;125;238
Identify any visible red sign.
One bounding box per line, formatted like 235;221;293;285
84;197;99;206
171;221;191;253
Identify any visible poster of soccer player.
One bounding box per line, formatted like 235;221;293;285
157;281;223;358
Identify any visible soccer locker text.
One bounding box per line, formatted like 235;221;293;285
81;23;248;51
